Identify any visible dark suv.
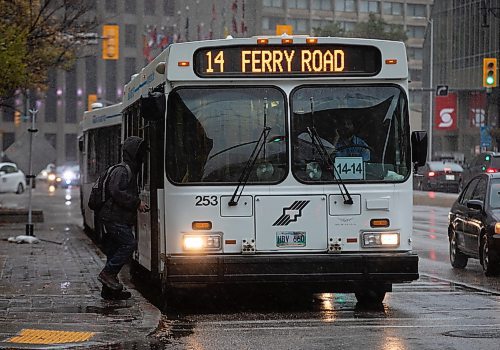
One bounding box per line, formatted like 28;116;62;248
461;152;500;190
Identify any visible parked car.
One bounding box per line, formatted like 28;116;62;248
461;152;500;191
448;173;500;276
0;162;26;194
414;161;463;193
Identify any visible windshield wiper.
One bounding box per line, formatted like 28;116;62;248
228;98;271;206
228;126;271;206
308;97;353;205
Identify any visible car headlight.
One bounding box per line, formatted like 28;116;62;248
183;233;222;251
48;174;56;181
63;170;75;180
362;232;400;247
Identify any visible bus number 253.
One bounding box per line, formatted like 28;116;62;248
195;195;218;206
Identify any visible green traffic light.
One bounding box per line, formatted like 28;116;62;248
486;155;491;161
486;75;495;85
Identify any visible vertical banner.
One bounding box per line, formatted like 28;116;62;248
435;93;457;131
469;92;487;127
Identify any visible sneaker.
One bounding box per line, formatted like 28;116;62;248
98;270;123;291
101;285;132;300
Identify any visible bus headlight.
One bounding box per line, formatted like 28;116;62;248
183;234;222;251
362;232;400;247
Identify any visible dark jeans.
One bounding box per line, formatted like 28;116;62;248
101;221;137;275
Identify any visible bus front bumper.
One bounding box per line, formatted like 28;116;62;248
165;253;418;288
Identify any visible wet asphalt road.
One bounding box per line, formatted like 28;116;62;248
4;185;500;349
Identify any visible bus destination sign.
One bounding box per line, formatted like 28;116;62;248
194;45;381;77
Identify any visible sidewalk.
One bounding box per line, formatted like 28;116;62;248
0;212;161;348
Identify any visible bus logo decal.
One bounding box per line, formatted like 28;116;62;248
273;200;310;226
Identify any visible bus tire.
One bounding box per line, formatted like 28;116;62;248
355;287;386;305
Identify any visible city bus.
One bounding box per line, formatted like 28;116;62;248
80;103;122;240
91;36;427;305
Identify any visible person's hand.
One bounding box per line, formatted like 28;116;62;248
139;201;150;212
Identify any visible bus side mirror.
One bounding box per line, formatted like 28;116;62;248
140;92;165;121
411;131;427;170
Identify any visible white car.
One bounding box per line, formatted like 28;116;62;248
0;162;26;194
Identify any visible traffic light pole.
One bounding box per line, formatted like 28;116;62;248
26;108;38;236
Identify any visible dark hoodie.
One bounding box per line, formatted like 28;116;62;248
99;136;145;225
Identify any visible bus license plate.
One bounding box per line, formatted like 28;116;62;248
276;231;306;247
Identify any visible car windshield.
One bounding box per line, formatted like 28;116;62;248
428;162;463;172
489;179;500;209
165;87;287;184
290;85;411;183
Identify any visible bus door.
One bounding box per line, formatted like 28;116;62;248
137;117;164;276
255;195;328;251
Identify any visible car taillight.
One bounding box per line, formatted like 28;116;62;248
428;171;435;177
486;168;498;173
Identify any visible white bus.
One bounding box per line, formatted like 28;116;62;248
80;103;122;239
88;36;428;305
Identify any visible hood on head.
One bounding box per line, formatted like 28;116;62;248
122;136;145;166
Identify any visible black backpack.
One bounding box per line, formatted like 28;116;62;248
88;163;132;213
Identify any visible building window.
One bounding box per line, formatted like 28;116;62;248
45;133;57;150
407;47;423;60
409;69;422;82
335;0;356;12
163;0;174;16
263;0;283;8
407;25;425;39
262;17;283;30
125;24;136;47
359;1;380;13
106;61;117;104
105;0;117;13
65;134;77;162
65;67;77;123
288;0;308;9
1;97;14;122
125;0;136;13
383;2;403;16
312;19;334;29
45;71;57;123
312;0;331;10
2;132;15;152
407;4;426;18
341;21;356;31
125;57;136;83
144;0;155;16
288;18;308;33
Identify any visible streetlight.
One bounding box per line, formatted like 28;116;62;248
428;19;433;161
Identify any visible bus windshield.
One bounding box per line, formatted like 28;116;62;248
291;85;410;183
166;87;287;184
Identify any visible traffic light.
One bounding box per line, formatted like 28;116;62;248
87;94;97;111
483;58;497;88
102;25;119;60
14;111;21;126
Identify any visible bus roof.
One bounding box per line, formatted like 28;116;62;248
81;103;122;132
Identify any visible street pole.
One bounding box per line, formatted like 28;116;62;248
428;19;433;161
26;107;38;236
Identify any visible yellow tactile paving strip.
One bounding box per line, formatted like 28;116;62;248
6;328;95;344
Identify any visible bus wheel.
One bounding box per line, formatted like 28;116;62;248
355;287;386;306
